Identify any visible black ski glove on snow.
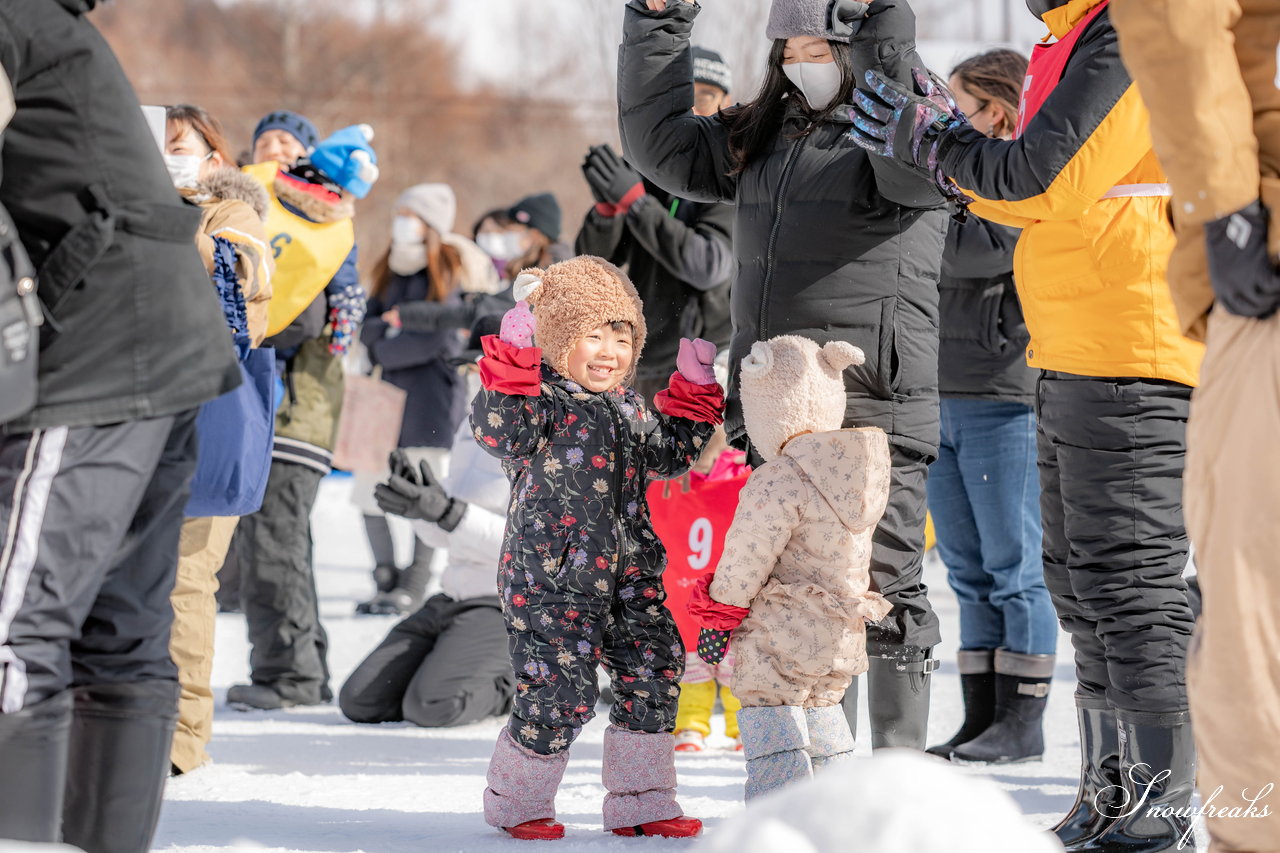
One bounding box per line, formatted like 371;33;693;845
583;144;645;208
1203;199;1280;319
374;450;465;531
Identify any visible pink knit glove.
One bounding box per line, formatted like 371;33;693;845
500;301;536;348
675;337;717;386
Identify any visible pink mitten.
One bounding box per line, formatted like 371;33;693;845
675;337;717;386
500;301;536;348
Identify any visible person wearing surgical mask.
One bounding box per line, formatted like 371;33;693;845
163;103;274;776
355;184;473;617
618;0;949;758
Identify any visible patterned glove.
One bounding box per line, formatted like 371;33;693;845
848;68;972;205
1203;200;1280;319
675;337;718;386
499;301;536;348
327;281;367;357
697;628;732;666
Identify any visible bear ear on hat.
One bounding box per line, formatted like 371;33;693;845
820;340;865;373
512;270;545;304
741;340;775;377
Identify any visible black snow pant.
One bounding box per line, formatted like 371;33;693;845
0;413;196;708
339;594;513;727
0;414;196;847
237;458;331;704
503;561;686;755
1037;372;1195;719
865;445;942;655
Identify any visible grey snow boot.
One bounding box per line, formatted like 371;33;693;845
738;705;813;800
804;704;856;769
0;689;72;843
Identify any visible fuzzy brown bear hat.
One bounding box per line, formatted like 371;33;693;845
512;255;648;384
739;335;864;461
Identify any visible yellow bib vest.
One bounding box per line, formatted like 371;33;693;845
243;161;356;336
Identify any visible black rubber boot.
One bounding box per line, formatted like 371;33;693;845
1085;713;1196;853
363;513;399;594
1052;702;1122;850
951;650;1052;764
62;679;181;853
926;649;996;759
867;646;937;750
357;537;434;616
839;674;858;738
0;689;72;843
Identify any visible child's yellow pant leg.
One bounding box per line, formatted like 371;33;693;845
719;682;742;739
674;679;716;736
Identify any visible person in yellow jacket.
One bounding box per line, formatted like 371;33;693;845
1109;3;1280;852
846;0;1203;848
163;105;274;775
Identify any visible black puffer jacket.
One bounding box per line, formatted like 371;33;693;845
361;272;466;449
938;216;1035;404
0;0;239;431
618;0;947;458
575;182;734;384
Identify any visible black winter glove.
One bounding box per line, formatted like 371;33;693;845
374;450;454;523
581;147;612;206
1203;200;1280;319
583;144;645;208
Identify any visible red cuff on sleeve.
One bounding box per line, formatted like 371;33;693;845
687;573;750;632
654;372;725;425
614;182;647;216
595;201;620;217
479;335;543;395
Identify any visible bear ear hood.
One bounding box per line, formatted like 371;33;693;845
512;270;545;303
819;340;864;374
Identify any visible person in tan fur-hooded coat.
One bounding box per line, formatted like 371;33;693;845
690;334;892;801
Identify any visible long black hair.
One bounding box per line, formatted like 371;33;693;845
725;38;857;174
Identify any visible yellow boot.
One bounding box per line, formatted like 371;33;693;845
720;682;743;750
674;680;715;752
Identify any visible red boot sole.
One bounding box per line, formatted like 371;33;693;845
503;819;565;840
611;817;703;838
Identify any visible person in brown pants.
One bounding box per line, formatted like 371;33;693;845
1110;2;1280;851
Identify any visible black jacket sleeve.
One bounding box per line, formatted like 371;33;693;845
574;207;631;262
623;195;733;291
617;0;738;204
941;215;1020;280
848;0;945;208
266;292;327;351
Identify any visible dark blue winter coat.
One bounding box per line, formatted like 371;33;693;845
361;271;466;449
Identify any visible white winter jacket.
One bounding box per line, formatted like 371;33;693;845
412;413;508;602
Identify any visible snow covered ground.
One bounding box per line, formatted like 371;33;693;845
152;475;1208;852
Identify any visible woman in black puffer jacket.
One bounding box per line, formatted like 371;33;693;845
619;0;948;749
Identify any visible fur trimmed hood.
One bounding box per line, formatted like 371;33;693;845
274;173;356;223
185;168;271;222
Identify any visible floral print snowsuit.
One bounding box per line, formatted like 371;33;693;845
471;365;714;755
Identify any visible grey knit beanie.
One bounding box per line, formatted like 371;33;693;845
766;0;850;43
397;183;456;237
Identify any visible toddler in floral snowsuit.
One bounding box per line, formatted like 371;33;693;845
471;256;724;841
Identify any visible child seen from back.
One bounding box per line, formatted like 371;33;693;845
471;255;725;840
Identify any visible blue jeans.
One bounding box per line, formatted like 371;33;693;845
928;398;1057;655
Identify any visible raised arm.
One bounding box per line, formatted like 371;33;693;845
617;0;738;203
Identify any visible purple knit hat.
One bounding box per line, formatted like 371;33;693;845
766;0;852;43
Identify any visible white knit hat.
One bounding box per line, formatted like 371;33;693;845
396;183;456;237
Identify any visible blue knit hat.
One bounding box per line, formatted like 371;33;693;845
252;110;319;153
309;124;380;199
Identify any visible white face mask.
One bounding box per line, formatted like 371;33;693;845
392;215;426;246
476;231;524;262
783;61;845;111
389;243;428;276
163;152;210;189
